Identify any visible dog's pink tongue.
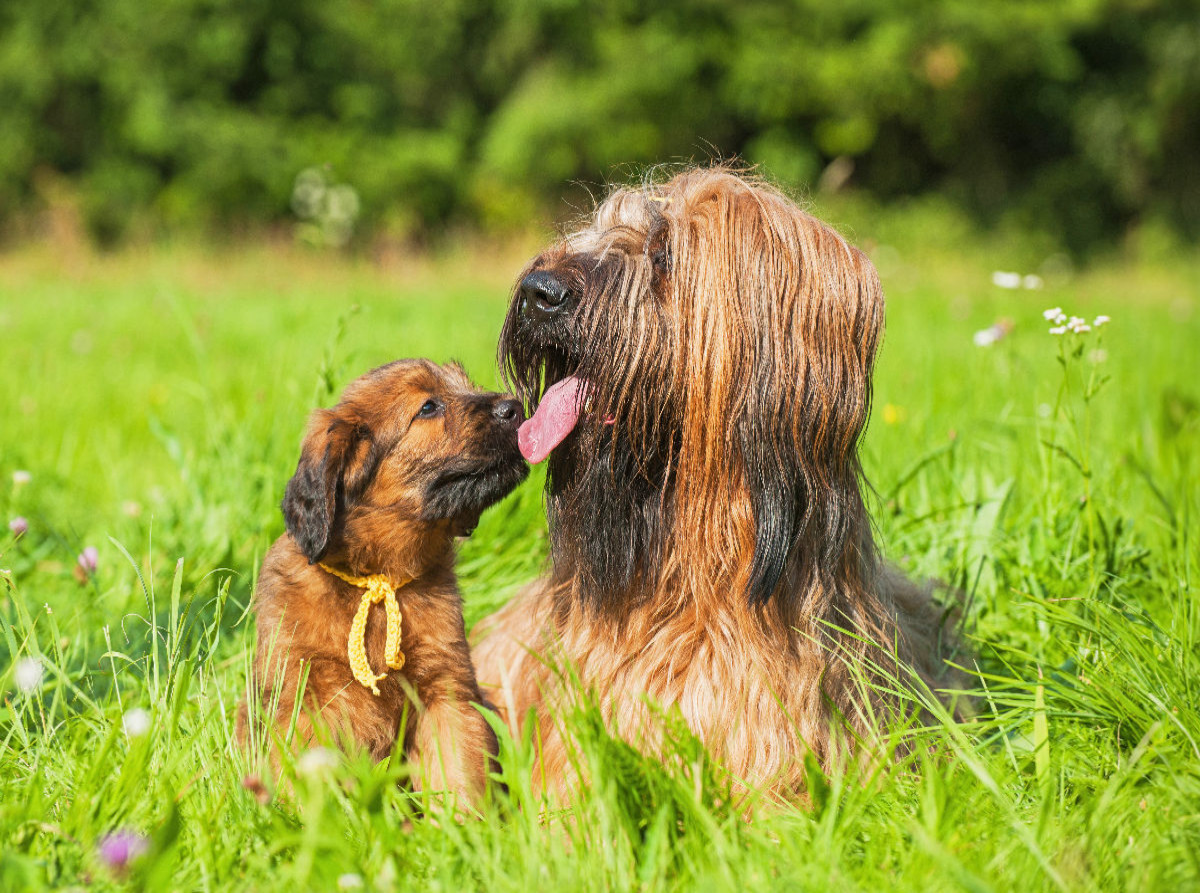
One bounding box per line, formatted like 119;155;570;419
518;376;587;464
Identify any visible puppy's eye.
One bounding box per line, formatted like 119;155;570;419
414;399;442;420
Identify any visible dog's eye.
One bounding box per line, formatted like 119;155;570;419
414;399;442;420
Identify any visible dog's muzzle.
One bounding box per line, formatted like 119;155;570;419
519;270;574;324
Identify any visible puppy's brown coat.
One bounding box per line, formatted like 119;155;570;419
240;359;527;805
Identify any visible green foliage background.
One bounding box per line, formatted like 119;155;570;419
2;0;1198;249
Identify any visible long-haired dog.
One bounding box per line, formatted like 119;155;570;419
471;167;959;800
239;359;527;805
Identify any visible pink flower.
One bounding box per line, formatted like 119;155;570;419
8;517;27;536
78;546;99;574
97;830;149;871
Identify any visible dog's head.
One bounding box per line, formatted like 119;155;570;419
499;167;884;612
282;359;528;567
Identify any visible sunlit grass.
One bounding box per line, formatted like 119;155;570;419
1;238;1197;891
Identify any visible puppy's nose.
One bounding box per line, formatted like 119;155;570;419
519;271;572;322
492;397;524;427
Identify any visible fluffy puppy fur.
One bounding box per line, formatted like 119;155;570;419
471;167;960;800
239;359;527;805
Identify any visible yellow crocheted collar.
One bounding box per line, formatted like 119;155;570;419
319;563;411;696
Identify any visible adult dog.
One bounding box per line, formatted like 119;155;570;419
471;167;958;799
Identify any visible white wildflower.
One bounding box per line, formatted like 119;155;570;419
122;708;151;737
1023;274;1044;290
295;747;339;777
1042;307;1064;321
14;657;43;694
992;271;1022;289
1066;316;1091;333
974;319;1013;347
1049;326;1068;335
1093;315;1110;327
12;470;31;486
375;859;399;889
337;874;365;890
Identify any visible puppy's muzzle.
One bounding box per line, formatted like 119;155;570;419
519;270;574;323
492;397;523;428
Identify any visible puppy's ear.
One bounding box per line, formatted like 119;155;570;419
281;409;378;562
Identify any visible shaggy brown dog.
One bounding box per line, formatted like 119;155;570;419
240;359;527;805
471;167;959;800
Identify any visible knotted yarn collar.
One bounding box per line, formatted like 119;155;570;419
319;563;411;696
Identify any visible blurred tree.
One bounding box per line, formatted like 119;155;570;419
0;0;1195;250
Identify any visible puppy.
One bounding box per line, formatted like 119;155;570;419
240;359;527;806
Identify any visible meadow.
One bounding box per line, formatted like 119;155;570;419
1;223;1197;891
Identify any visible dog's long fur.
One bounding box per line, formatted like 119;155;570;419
471;167;959;799
239;359;527;805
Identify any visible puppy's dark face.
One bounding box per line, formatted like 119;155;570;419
282;359;528;563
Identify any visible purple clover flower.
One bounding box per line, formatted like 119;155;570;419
97;830;149;871
8;516;27;536
78;546;99;574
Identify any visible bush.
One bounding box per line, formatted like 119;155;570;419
1;0;1197;251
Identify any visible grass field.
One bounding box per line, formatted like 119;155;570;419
1;231;1198;891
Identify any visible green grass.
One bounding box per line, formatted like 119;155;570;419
1;235;1198;891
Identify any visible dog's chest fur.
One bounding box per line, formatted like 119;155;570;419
251;538;417;755
476;581;845;795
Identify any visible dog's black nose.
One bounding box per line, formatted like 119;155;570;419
492;398;524;427
519;270;572;322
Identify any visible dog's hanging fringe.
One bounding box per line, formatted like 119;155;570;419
320;563;409;696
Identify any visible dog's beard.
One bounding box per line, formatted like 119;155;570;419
421;455;529;530
500;296;681;611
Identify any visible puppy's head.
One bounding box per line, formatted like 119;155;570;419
282;359;528;565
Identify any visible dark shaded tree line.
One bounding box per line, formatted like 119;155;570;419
1;0;1196;250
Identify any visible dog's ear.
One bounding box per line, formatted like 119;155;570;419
664;180;884;607
739;231;885;606
281;409;378;562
